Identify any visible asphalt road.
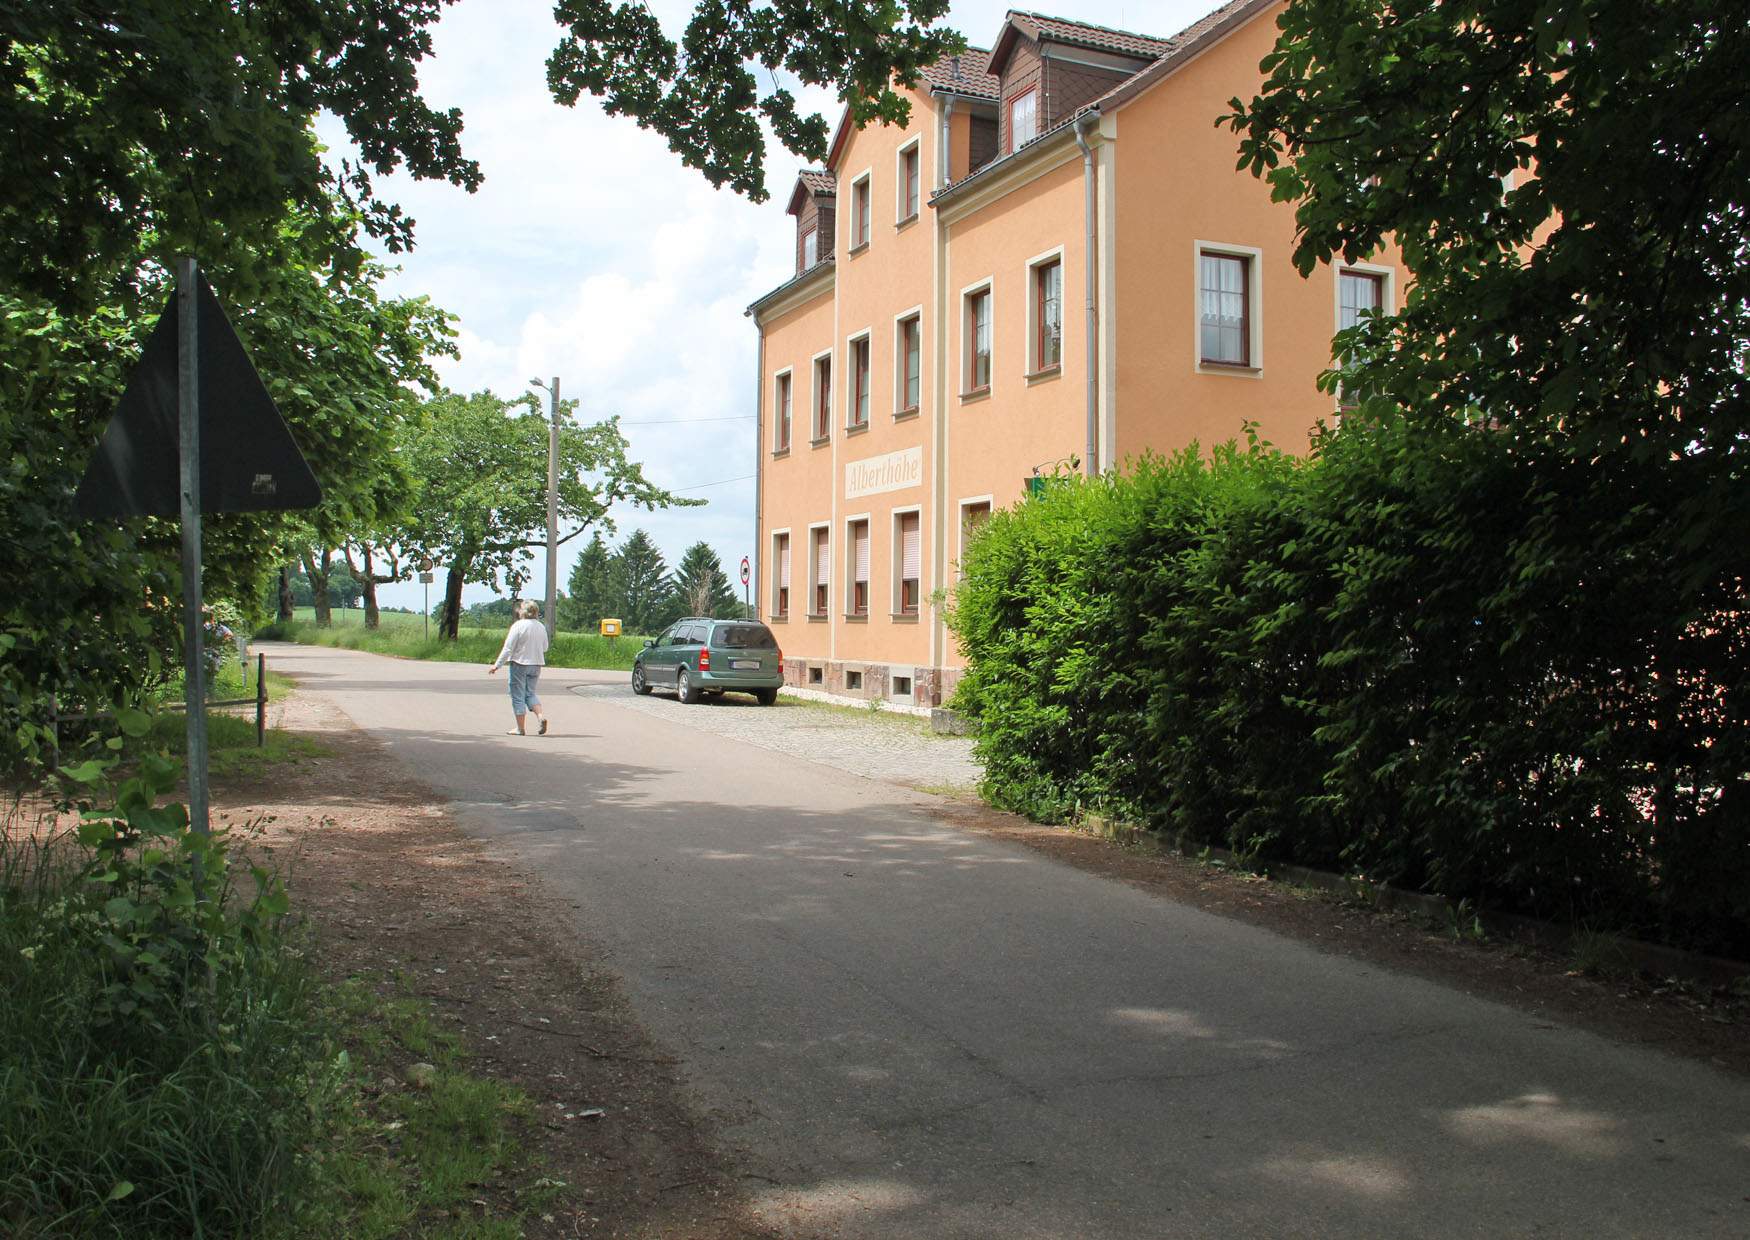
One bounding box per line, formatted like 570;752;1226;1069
268;642;1750;1239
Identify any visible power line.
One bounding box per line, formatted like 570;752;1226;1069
672;473;756;493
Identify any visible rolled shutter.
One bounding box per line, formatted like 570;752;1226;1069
901;514;920;578
854;523;870;583
779;539;791;588
816;530;830;584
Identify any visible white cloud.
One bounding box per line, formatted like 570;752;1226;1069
339;0;1220;614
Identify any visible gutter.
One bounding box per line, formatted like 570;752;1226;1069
753;326;765;619
1074;111;1099;477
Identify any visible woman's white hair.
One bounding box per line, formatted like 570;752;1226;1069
519;600;541;620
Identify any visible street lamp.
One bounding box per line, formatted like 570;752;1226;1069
529;376;560;639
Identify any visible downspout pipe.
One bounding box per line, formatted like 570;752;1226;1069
939;96;955;188
1074;111;1100;477
753;323;765;618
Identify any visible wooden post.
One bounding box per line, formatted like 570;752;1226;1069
256;653;267;748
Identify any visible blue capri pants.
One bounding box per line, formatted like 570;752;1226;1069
508;663;542;714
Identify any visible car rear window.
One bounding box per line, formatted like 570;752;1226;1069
711;623;777;649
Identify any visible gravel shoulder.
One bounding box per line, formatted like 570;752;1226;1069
569;681;980;794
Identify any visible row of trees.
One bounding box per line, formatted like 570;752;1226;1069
563;532;743;634
283;386;697;638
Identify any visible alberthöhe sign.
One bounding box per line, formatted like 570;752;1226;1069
844;447;922;500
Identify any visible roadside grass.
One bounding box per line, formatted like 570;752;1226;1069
291;974;539;1239
771;692;953;737
265;617;648;672
146;707;329;780
0;802;551;1239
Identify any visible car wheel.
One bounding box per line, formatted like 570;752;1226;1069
631;664;651;695
677;668;698;705
754;688;778;707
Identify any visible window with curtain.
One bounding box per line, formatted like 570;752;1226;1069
813;355;832;439
774;372;791;451
774;533;790;617
1009;89;1037;150
1036;259;1062;370
853;177;870;247
850;337;870;427
801;226;817;269
1337;270;1383;409
968;289;991;391
850;520;870;615
898;512;920;613
901;146;919;220
812;528;830;615
1199;252;1250;366
900;315;921;413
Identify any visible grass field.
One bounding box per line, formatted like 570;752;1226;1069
263;613;650;672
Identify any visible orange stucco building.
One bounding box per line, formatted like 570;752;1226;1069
748;0;1401;706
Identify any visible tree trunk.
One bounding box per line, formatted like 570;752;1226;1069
302;548;333;627
361;545;381;630
439;566;466;640
277;566;294;622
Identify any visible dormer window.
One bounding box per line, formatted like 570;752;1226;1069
1008;88;1038;150
801;226;818;268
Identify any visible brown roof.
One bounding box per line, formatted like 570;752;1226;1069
918;46;1000;100
935;0;1276;205
785;169;835;215
1004;10;1175;61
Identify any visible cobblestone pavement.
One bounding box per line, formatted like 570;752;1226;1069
568;680;981;793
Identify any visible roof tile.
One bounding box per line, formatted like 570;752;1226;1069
918;46;1000;99
1010;10;1174;60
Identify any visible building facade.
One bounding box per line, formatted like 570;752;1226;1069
748;0;1402;705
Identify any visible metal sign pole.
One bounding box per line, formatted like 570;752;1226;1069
177;257;210;835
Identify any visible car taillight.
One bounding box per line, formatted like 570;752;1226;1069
697;647;710;672
777;649;784;674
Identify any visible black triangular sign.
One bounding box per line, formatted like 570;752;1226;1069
74;274;323;518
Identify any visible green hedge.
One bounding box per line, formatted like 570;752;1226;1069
949;420;1749;955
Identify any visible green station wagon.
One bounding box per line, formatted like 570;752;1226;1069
632;618;784;705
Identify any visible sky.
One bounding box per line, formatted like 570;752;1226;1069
326;0;1220;613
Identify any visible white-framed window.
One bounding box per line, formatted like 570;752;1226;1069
850;171;872;249
808;523;831;616
1334;263;1394;410
801;225;818;269
772;368;792;452
962;278;993;395
810;349;833;441
892;307;922;415
1008;88;1038;151
957;496;993;579
770;529;791;618
892;507;922;615
845;516;871;616
896;138;921;222
1026;248;1065;374
1194;241;1264;374
846;331;872;428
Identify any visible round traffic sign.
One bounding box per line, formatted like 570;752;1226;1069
419;557;434;572
739;555;751;586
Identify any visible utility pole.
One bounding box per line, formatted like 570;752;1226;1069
532;377;561;638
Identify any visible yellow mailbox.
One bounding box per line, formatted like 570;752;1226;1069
599;618;623;637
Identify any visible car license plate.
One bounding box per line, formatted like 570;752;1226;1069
731;659;759;670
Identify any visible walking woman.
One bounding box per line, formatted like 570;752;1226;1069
488;600;550;735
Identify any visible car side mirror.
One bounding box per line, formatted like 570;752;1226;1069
643;638;656;648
